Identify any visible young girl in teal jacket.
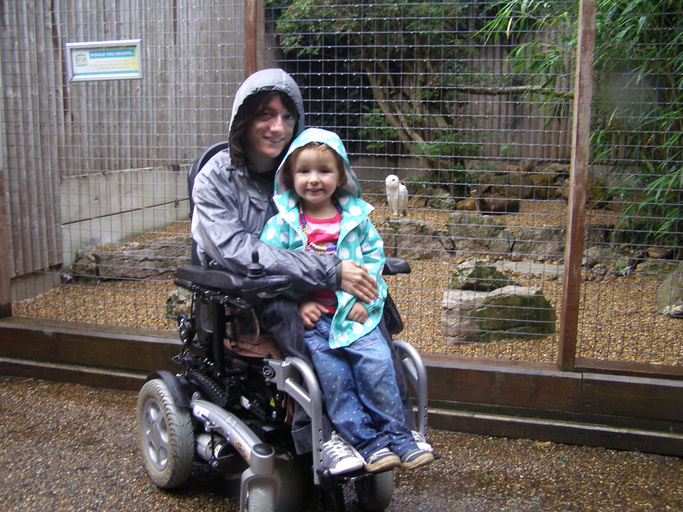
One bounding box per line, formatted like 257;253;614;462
260;128;433;473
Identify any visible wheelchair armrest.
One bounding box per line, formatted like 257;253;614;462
242;274;293;300
177;265;243;292
383;257;411;275
176;265;292;300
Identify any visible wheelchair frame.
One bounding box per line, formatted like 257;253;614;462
136;141;429;511
137;255;428;512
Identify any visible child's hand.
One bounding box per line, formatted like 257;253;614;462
348;301;369;324
297;298;327;329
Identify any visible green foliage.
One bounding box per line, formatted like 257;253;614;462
358;106;399;152
270;0;487;195
481;0;682;248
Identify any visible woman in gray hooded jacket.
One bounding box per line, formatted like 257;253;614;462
192;69;375;299
190;68;421;474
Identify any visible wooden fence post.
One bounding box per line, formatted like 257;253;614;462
245;0;265;78
558;0;596;371
0;169;11;318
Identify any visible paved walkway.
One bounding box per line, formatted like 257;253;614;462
1;376;681;511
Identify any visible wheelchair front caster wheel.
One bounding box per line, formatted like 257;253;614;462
355;469;394;511
245;480;277;512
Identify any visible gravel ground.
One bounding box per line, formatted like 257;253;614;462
12;200;683;367
1;376;681;511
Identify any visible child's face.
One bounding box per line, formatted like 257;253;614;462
290;147;343;210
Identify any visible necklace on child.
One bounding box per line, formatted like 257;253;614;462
298;201;343;254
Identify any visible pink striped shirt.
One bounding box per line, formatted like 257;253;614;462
303;210;341;313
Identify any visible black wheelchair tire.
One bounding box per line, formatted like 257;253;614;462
355;469;394;512
136;378;194;489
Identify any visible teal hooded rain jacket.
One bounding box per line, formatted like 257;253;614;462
260;128;388;349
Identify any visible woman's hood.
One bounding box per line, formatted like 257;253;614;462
228;68;306;142
274;128;361;198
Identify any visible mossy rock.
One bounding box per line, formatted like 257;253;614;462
449;261;513;291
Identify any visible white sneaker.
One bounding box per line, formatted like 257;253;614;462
322;432;364;475
411;430;433;453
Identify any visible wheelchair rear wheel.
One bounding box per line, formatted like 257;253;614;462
136;379;194;489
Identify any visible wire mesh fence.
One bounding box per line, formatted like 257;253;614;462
3;1;682;371
3;0;245;327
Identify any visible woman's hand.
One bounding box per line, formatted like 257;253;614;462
340;260;378;304
348;301;369;324
297;298;327;329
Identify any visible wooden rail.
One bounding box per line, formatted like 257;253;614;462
1;317;681;457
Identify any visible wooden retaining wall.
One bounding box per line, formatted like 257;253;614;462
1;317;680;457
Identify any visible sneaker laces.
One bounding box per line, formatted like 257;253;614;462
412;430;434;452
411;430;427;443
323;432;358;463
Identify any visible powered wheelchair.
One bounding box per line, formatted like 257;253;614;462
135;143;429;512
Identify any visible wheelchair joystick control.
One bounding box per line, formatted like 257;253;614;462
246;250;265;279
242;250;293;299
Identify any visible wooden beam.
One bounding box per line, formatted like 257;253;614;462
576;357;683;380
0;317;180;373
0;357;146;392
1;319;681;455
244;0;265;78
582;373;683;422
0;170;10;318
558;0;596;370
423;354;582;413
429;408;683;457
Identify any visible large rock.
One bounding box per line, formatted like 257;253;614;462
442;286;556;343
456;197;479;211
558;177;609;207
477;195;521;215
447;212;514;260
513;226;566;262
531;163;570;199
582;245;630;272
166;287;193;320
380;219;452;260
427;189;457;211
71;237;192;280
70;250;99;283
636;259;681;281
656;261;683;318
449;260;513;291
584;224;615;247
97;241;191;279
475;168;535;201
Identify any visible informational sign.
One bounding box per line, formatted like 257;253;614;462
66;39;142;81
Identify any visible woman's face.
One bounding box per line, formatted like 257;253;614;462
245;94;296;172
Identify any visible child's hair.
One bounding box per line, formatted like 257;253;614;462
280;142;348;192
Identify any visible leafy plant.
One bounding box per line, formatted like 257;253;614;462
481;0;682;253
269;0;490;196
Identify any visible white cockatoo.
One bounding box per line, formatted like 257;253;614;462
385;174;408;216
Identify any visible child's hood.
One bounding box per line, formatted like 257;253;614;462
275;128;361;199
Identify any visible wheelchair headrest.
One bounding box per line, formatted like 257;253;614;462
187;141;230;217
